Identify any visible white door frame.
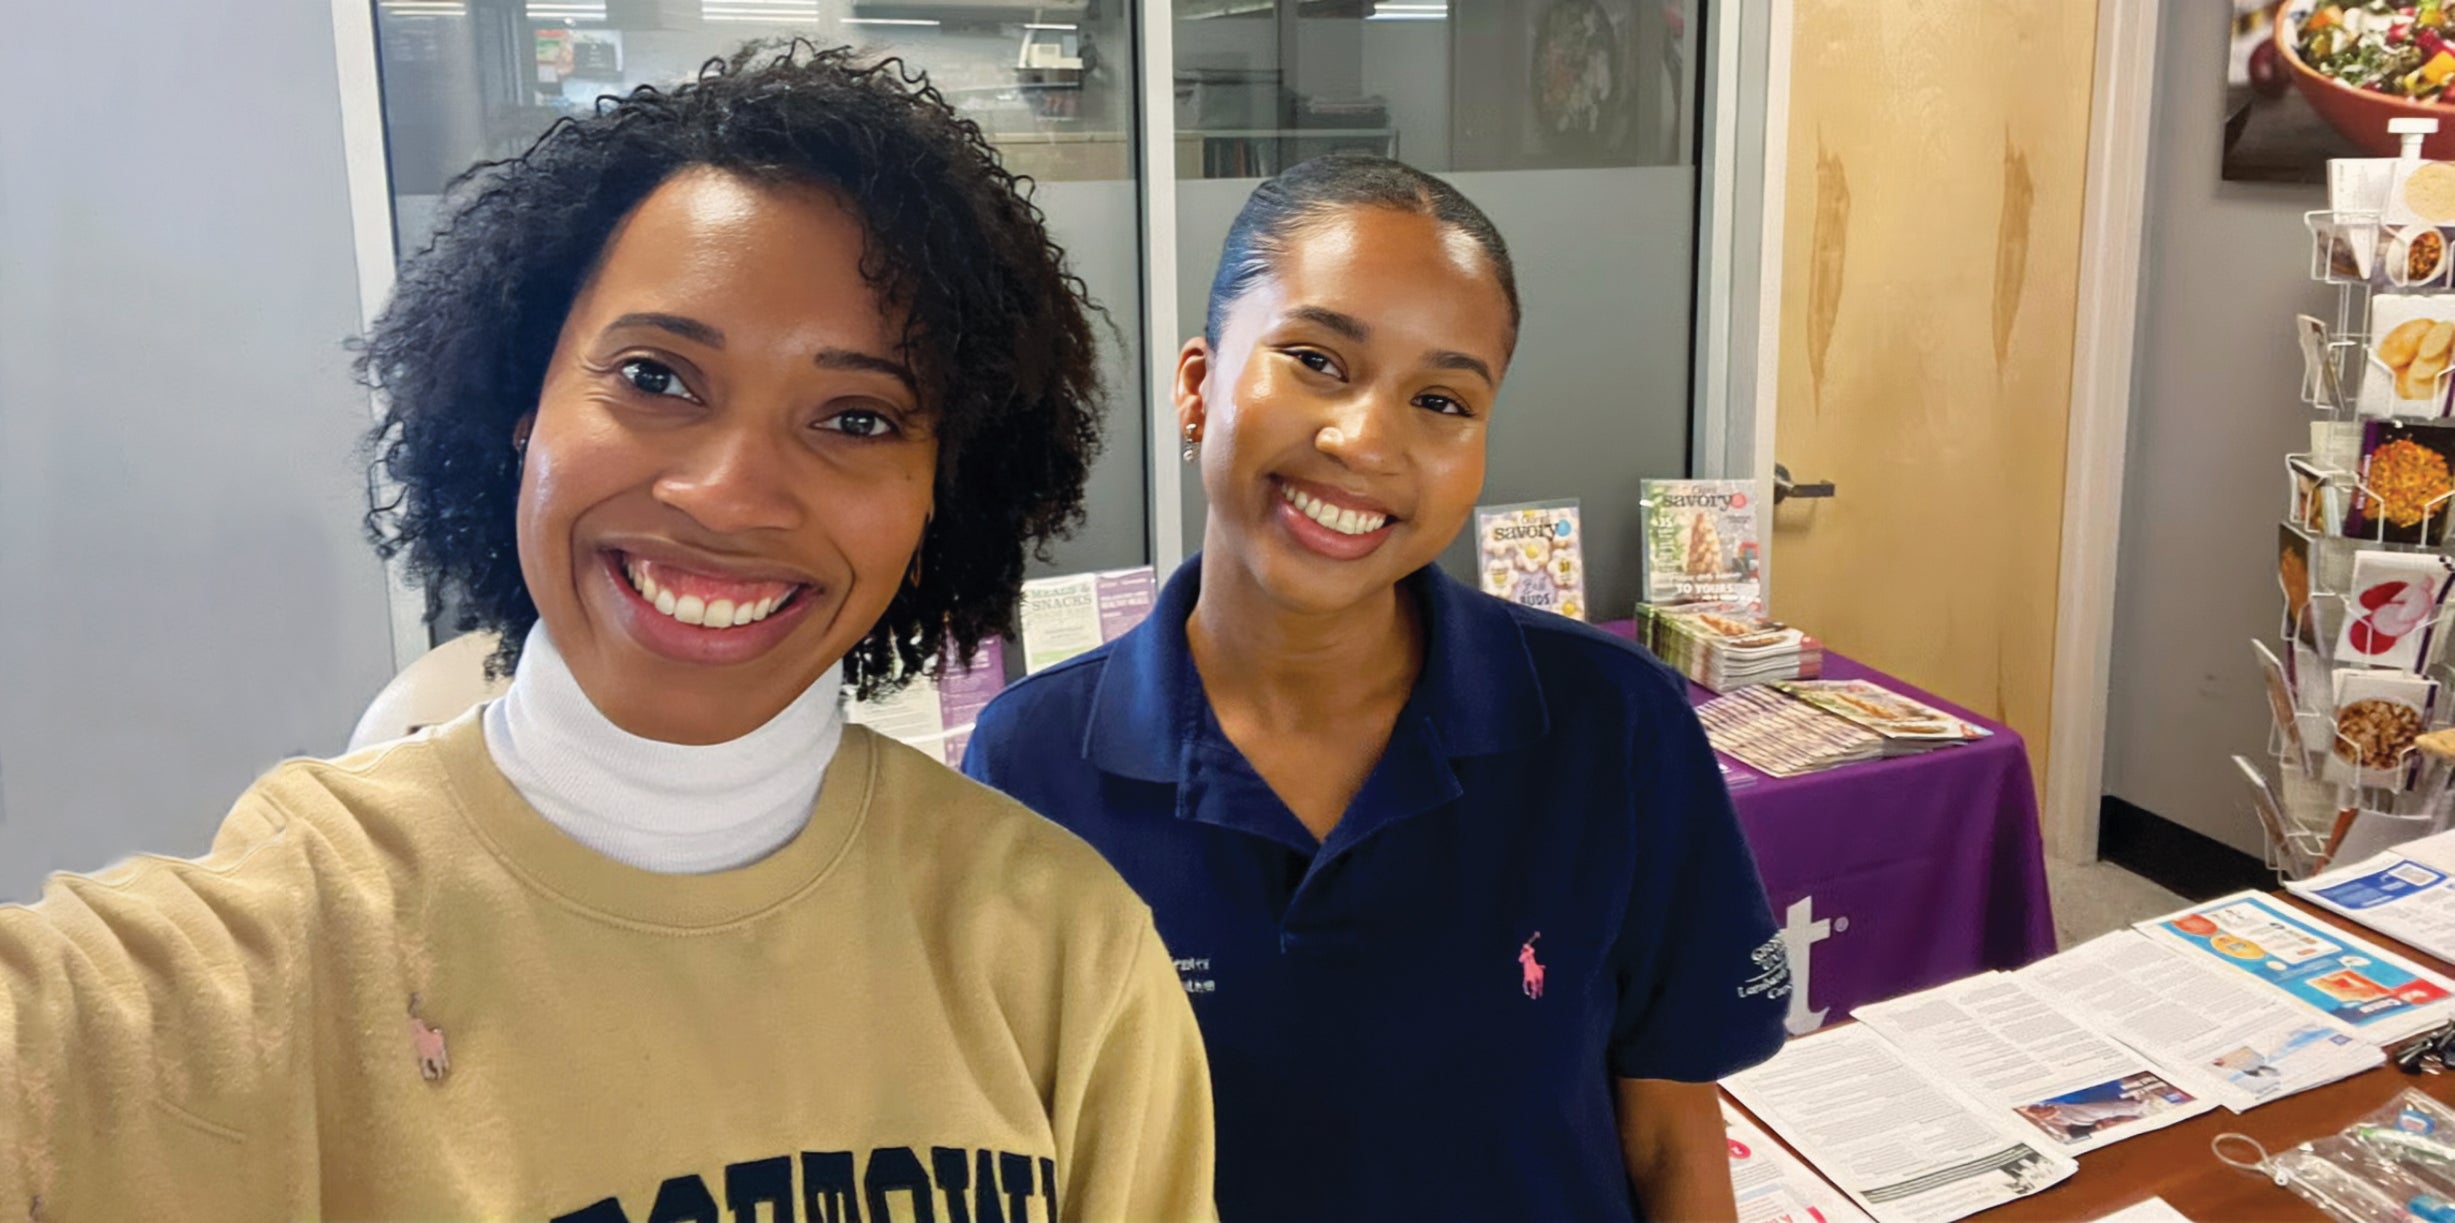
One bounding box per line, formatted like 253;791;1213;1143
2045;0;2160;863
1690;0;1791;597
327;0;430;676
1138;2;1186;577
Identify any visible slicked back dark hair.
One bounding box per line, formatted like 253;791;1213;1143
1203;153;1520;349
359;41;1104;698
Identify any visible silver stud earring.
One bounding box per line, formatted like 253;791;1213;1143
1181;420;1201;463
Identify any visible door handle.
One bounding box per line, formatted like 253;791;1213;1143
1774;463;1837;504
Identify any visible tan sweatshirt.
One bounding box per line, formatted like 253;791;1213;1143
0;713;1215;1221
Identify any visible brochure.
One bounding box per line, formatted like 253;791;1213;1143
2347;420;2455;545
2016;932;2382;1113
2290;457;2350;538
2335;550;2455;673
1018;567;1156;674
2253;641;2315;777
1697;687;1879;779
1640;479;1764;613
2137;892;2455;1044
2291;842;2455;966
1476;499;1585;620
1849;973;2216;1156
1769;680;1988;746
2327;669;2437;789
1722;1025;2076;1223
2300;313;2351;411
2359;294;2455;418
2280;524;2318;647
2237;755;2316;881
1723;1100;1875;1223
844;639;1006;766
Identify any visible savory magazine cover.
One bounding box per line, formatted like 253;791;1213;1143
1639;479;1764;612
1476;499;1586;620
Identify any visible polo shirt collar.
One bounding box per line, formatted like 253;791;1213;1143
1081;556;1549;786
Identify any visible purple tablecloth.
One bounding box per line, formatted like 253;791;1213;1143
1602;624;2058;1033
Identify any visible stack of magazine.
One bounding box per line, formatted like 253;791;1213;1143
1696;680;1988;779
1696;688;1881;777
1635;605;1824;692
1772;680;1992;756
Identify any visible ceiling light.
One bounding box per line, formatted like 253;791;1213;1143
702;0;819;22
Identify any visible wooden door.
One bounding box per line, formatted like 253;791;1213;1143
1768;3;2102;792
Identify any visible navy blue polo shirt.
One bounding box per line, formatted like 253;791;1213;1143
963;559;1789;1223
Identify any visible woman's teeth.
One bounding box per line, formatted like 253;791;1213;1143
1281;484;1388;536
623;561;793;628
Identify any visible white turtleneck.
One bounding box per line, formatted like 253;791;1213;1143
481;624;845;875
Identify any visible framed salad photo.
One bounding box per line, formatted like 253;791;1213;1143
2227;2;2455;185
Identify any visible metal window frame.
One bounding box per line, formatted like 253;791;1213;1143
328;0;1771;669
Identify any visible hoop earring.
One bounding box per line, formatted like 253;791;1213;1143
906;517;931;589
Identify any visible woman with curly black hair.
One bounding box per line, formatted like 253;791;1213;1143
0;43;1214;1222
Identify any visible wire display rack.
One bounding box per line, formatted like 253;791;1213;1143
2247;190;2455;881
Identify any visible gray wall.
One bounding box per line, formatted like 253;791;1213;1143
0;4;400;900
2103;1;2331;855
1175;167;1699;618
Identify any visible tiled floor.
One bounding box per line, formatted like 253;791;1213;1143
2047;858;2191;949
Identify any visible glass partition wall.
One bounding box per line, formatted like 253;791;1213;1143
358;0;1716;635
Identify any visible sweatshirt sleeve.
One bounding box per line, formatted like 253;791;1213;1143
1053;919;1218;1223
0;791;315;1219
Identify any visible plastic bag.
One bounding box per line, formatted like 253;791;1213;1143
2217;1091;2455;1223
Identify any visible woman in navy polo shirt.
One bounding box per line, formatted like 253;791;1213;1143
964;154;1790;1222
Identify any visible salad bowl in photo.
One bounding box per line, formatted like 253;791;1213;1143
2278;2;2455;159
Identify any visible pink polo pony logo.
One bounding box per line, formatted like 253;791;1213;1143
407;993;450;1083
1519;933;1546;1000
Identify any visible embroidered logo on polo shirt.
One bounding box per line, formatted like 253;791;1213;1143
407;993;451;1083
1519;933;1546;999
1174;956;1217;995
1738;935;1793;1004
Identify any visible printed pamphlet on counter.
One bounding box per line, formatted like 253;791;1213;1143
1722;1025;2076;1223
2138;892;2455;1043
2016;931;2380;1112
1850;973;2215;1156
2290;829;2455;965
1722;1100;1872;1223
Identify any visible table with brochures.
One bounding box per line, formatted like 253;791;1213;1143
1606;624;2059;1032
1734;895;2455;1223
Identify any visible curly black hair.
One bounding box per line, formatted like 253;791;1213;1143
359;41;1104;698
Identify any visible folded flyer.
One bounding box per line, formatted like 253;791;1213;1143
1849;973;2215;1157
2291;837;2455;966
1697;687;1880;779
2137;892;2455;1044
2016;931;2381;1113
1770;680;1989;744
1722;1025;2075;1223
1723;1100;1874;1223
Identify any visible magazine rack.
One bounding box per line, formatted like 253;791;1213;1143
2252;205;2455;879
